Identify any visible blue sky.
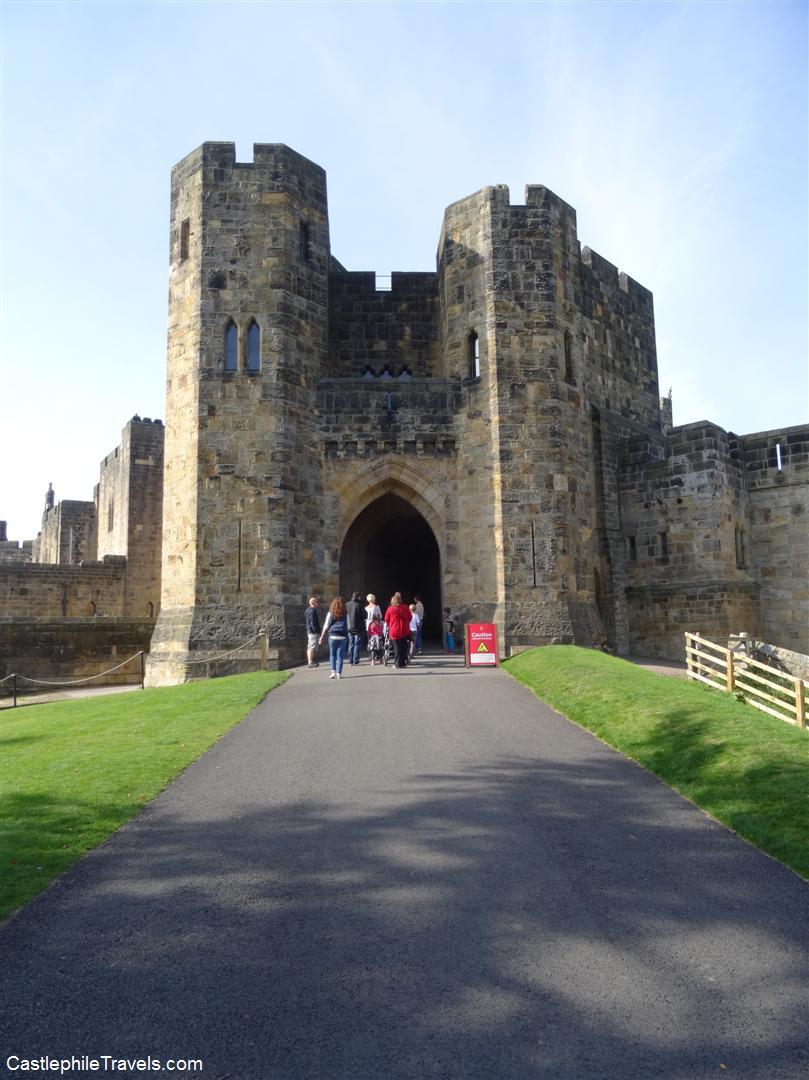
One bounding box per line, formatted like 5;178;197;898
1;0;807;541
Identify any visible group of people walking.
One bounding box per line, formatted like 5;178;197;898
305;592;454;679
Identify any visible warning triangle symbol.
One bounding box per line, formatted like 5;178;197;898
476;642;489;653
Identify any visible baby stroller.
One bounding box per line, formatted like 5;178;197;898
382;623;396;667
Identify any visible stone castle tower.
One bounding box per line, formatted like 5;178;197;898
145;142;808;684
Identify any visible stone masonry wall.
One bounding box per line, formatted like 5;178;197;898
626;581;762;660
34;500;96;565
620;422;760;659
578;248;660;429
97;417;164;618
0;557;128;619
741;425;809;654
327;271;440;378
0;619;154;690
437;188;503;632
0;540;33;563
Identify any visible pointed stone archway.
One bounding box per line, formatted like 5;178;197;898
336;462;446;641
340;494;442;640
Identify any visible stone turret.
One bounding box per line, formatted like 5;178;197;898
147;143;331;684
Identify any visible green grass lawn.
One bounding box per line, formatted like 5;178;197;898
504;647;809;880
0;671;289;918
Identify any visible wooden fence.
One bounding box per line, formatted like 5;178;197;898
685;632;807;729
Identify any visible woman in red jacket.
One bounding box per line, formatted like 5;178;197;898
384;594;411;669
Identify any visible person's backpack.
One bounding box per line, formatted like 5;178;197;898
329;615;348;638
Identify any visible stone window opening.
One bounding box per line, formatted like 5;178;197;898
564;330;575;384
468;331;480;379
735;525;746;569
246;319;261;373
224;320;238;371
627;535;637;562
107;501;114;532
180;218;190;262
659;531;669;561
299;221;311;262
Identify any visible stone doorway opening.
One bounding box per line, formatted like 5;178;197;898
339;494;442;641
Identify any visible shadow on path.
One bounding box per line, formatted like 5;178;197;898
2;747;807;1079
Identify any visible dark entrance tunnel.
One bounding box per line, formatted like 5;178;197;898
339;494;442;641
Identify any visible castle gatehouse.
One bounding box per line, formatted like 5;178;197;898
141;142;807;683
2;142;806;687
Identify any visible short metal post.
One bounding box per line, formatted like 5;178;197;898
259;629;268;670
140;651;145;691
13;674;17;708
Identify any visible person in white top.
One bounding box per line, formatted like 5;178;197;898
408;603;421;659
413;594;425;654
365;592;382;628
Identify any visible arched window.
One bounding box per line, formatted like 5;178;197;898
246;320;260;372
468;331;480;379
224;320;238;371
564;330;574;383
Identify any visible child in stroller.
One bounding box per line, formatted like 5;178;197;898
367;616;385;666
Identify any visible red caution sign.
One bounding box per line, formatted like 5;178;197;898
465;623;499;667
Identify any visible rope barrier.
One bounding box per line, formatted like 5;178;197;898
8;652;145;687
1;631;267;706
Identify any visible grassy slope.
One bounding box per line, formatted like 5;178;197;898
504;647;809;879
0;671;290;917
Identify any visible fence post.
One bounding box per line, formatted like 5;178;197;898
13;674;17;708
258;628;268;670
726;649;735;693
140;651;145;691
797;680;806;730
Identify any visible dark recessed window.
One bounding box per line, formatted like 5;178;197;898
564;330;575;383
224;320;238;371
180;219;190;262
627;535;637;562
246;320;260;372
659;531;669;560
735;525;746;569
299;221;311;262
468;331;480;379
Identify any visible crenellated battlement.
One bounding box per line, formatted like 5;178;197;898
180;141;326;179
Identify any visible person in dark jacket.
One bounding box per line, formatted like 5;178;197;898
305;596;321;668
346;591;366;666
